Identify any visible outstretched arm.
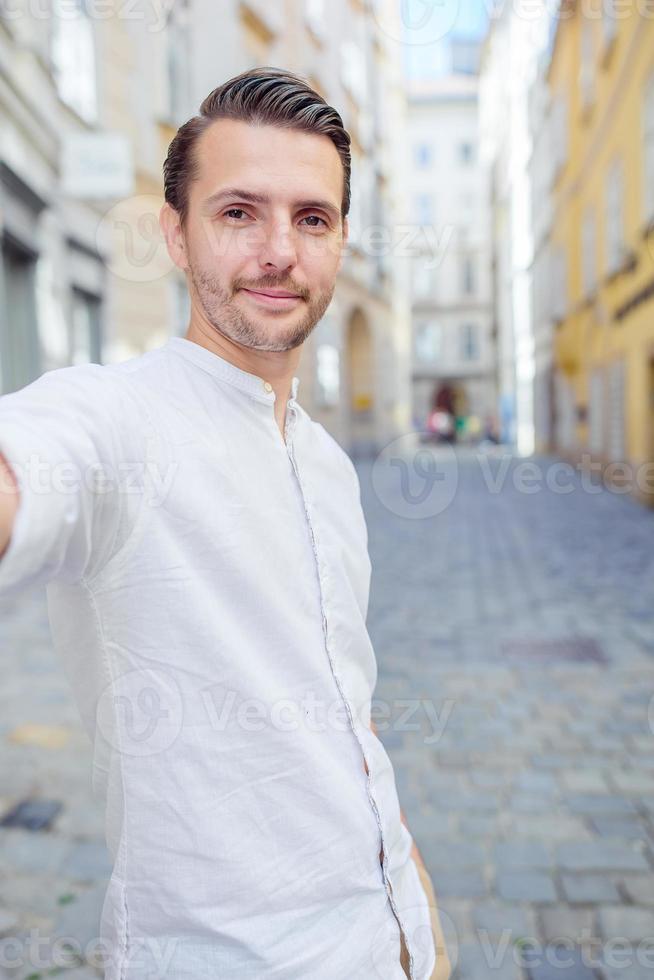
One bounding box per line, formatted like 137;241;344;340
0;452;18;560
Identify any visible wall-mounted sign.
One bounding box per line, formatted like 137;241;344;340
60;131;134;200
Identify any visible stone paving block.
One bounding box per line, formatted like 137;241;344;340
556;842;650;873
453;939;527;980
422;841;487;871
63;841;113;881
560;874;621;904
54;879;108;962
589;818;649;840
494;842;552;871
0;872;66;917
560;770;611;794
0;828;71;876
532;754;583;770
436;791;501;813
512;772;558;794
511;793;557;813
598;906;654;942
0;908;19;937
565;795;640;817
521;945;600;980
618;875;654;906
600;966;654;980
472;902;537;940
496;872;558;904
538;906;596;943
506;814;594;841
430;870;488;899
470;769;514;789
458;814;499;837
610;771;654;795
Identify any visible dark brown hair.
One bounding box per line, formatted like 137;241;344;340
163;66;351;226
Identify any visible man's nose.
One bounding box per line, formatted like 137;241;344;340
258;220;298;270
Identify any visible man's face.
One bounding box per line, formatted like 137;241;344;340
165;118;348;353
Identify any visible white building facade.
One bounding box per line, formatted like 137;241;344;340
0;0;413;456
407;73;496;440
478;0;555;454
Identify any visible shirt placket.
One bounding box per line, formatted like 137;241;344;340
272;396;416;980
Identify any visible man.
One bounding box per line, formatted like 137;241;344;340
0;68;450;979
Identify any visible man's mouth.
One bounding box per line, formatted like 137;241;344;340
240;288;303;307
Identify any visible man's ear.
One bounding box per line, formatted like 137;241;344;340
160;202;189;272
337;216;349;272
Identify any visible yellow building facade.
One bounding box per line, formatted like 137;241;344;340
548;0;654;504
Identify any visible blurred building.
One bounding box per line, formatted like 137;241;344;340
0;1;124;391
479;0;552;453
407;73;495;441
543;1;654;505
529;41;559;455
0;0;413;455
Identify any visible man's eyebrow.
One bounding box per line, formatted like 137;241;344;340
202;187;341;221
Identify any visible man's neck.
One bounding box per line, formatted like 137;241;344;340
183;323;301;440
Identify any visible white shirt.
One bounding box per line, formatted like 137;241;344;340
0;336;436;979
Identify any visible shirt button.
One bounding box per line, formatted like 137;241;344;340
263;381;273;393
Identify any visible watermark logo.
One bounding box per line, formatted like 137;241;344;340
371;0;461;46
97;194;173;283
96;667;184;757
372;436;459;519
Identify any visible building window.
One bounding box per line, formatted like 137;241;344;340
460;323;479;361
602;0;617;49
70;288;102;365
305;0;325;38
0;240;40;393
551;245;568;323
458;142;474;165
414;193;434;226
413;261;435;299
607;358;626;461
461;254;476;296
415;321;442;361
340;40;366;104
643;74;654;223
316;343;340;407
551;93;568;181
415;143;432;168
588;368;605;455
605;157;625;275
579;19;594;113
51;0;97;123
581;206;597;298
166;5;191;125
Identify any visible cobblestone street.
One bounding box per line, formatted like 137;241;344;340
364;447;654;979
0;447;653;978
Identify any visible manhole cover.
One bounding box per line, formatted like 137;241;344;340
0;798;63;831
500;636;608;664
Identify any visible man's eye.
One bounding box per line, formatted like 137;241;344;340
301;215;327;228
224;209;248;220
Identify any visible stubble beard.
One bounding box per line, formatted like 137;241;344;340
189;265;335;353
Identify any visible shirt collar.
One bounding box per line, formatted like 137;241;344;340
165;336;300;404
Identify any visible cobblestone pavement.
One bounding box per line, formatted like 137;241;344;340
0;446;653;979
362;446;654;980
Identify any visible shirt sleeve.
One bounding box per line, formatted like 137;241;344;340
0;363;147;597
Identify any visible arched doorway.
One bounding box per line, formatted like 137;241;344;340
345;308;375;456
